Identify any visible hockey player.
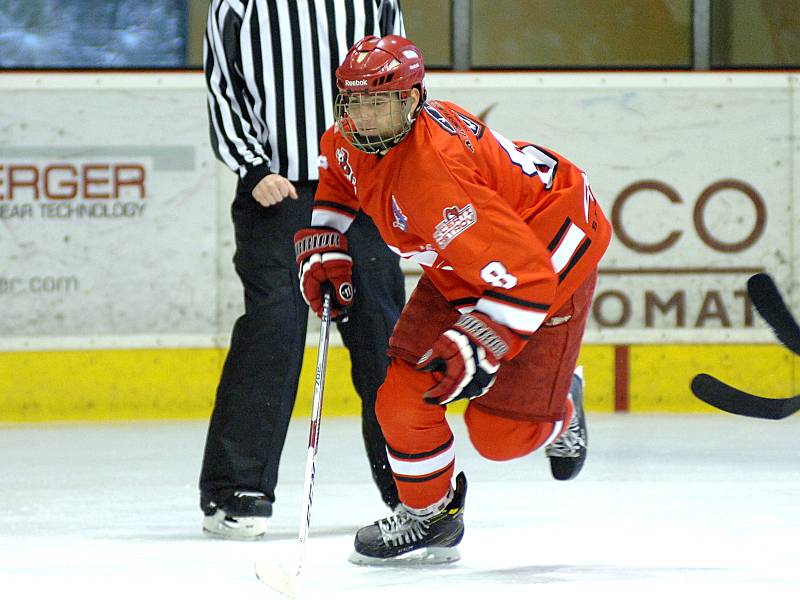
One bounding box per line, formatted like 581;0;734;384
294;35;612;563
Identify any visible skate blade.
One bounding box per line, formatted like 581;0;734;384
348;546;461;566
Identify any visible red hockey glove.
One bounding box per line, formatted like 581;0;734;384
294;227;354;321
416;312;524;405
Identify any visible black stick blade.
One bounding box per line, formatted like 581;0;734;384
747;273;800;355
691;373;800;420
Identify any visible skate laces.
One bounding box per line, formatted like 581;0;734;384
377;510;430;547
546;400;585;458
377;489;454;548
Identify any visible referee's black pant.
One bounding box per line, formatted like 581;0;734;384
199;180;404;510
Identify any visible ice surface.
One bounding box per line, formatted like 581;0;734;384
1;414;799;599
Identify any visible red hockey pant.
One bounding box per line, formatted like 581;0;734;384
376;360;575;509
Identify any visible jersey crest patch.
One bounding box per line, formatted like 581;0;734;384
433;204;477;250
391;195;408;231
336;146;357;194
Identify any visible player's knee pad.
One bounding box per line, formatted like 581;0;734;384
465;404;558;461
375;359;438;441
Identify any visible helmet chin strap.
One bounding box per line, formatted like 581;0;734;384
405;99;416;125
350;127;408;154
350;134;392;154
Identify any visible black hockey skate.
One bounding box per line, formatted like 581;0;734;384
349;472;467;565
202;490;272;540
545;368;587;481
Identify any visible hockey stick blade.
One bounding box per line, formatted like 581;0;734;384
691;373;800;420
747;273;800;355
255;559;299;598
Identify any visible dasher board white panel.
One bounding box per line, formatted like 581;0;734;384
0;80;218;338
1;73;798;348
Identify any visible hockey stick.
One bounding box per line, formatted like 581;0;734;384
691;373;800;420
255;291;332;597
747;272;800;355
690;273;800;419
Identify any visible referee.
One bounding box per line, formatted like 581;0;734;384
200;0;406;540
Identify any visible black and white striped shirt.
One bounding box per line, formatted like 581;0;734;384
205;0;404;187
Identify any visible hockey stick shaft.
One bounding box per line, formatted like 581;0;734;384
255;292;332;595
691;373;800;420
747;273;800;355
298;291;332;550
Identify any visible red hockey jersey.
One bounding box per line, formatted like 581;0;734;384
313;100;611;338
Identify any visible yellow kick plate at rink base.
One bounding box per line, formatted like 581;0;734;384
0;344;796;421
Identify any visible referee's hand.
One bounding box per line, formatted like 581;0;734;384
252;173;298;207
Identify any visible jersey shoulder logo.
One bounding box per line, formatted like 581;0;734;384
433;204;477;250
424;102;478;152
455;111;484;138
335;146;357;194
391;195;408;231
424;103;457;135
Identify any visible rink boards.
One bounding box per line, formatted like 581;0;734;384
0;344;797;421
0;72;798;421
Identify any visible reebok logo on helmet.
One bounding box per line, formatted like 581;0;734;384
345;79;368;86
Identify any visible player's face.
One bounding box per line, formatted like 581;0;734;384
335;87;422;153
346;91;408;137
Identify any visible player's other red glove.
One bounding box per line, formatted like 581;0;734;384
294;227;354;321
416;312;525;405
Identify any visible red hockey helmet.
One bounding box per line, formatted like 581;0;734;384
334;35;426;153
336;34;425;95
